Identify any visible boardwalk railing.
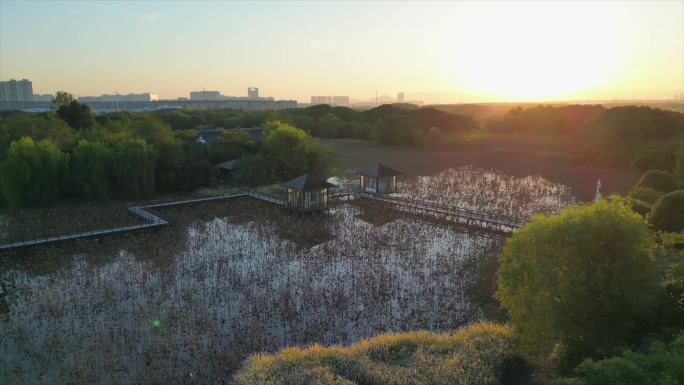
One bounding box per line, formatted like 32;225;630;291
1;188;527;252
0;192;264;252
360;193;525;229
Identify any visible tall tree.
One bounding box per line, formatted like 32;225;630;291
111;138;158;198
57;100;94;130
0;137;68;207
68;140;113;200
496;199;657;367
51;91;75;110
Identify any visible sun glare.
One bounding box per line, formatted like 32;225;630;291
445;3;626;101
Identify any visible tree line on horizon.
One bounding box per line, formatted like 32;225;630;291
157;101;684;173
1;94;683;209
0;94;335;208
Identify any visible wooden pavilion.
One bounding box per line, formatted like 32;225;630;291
282;173;336;211
358;163;403;194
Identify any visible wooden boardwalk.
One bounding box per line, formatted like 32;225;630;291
357;193;524;232
0;189;525;252
0;192;267;252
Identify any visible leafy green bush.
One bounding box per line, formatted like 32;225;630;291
626;198;652;216
496;199;657;368
650;190;684;232
635;170;677;193
233;322;524;385
628;187;664;204
552;334;684;385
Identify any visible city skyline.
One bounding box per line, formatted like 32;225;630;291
1;1;683;103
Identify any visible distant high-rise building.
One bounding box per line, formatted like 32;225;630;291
248;87;259;99
311;96;334;105
189;90;221;101
332;96;350;106
79;93;158;102
0;79;33;101
397;92;405;102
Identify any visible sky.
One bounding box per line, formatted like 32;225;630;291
1;0;683;103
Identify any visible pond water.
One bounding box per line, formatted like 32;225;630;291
0;167;575;384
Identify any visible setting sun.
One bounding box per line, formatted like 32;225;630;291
436;1;681;101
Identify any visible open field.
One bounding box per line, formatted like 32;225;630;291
320;138;641;201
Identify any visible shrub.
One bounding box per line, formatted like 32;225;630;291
552;334;684;385
650;190;684;232
628;187;664;204
233;322;525;385
635;170;677;193
627;198;652;216
496;199;657;368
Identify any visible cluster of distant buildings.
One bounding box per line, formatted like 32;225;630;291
309;92;407;107
2;79;426;112
0;79;297;112
310;96;351;106
0;79;52;102
187;87;273;102
79;93;158;103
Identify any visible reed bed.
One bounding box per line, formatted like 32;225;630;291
0;167;574;384
396;166;575;218
1;200;500;384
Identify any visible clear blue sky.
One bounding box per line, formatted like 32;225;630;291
1;0;682;102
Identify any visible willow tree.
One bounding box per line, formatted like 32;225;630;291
111;138;158;198
0;137;68;207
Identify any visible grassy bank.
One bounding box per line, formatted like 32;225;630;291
233;322;528;385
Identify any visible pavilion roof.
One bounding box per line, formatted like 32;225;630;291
358;163;403;177
281;173;336;191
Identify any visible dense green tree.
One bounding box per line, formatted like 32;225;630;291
553;334;684;385
182;141;215;188
68;140;113;200
318;113;342;138
207;131;255;164
630;141;680;171
263;121;336;179
0;137;68;207
626;198;652;217
51;91;75;110
496;199;657;367
350;121;371;139
577;107;684;168
111;138;158;198
0;112;78;154
409;106;478;133
628;186;664;204
156;110;204;130
155;141;187;192
488;105;603;135
635;170;677;193
674;145;684;184
370;114;421;145
56;100;94;130
127;113;175;147
650;190;684;232
234;153;271;185
283;113;315;134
